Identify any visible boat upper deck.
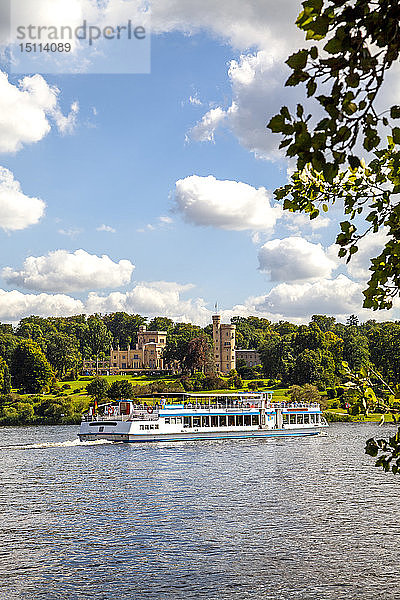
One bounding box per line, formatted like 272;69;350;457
82;392;323;423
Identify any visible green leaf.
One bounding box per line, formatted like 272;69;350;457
348;155;361;169
268;114;285;133
392;127;400;144
286;49;309;70
390;106;400;119
306;79;317;97
345;72;360;88
324;37;342;54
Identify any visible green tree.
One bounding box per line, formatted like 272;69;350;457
0;333;18;364
310;315;336;333
84;315;113;374
342;329;370;372
289;384;320;404
147;317;175;333
0;357;11;394
268;0;400;310
103;312;146;347
184;336;213;374
292;349;323;386
86;377;109;402
46;332;81;377
367;322;400;383
294;323;326;354
108;380;134;400
259;336;294;382
163;322;206;372
11;340;53;393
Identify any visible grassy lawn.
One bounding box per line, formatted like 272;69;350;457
324;408;395;423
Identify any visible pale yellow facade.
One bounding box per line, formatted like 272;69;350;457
235;349;261;367
110;326;167;371
83;325;167;373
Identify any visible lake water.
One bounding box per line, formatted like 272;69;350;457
0;423;399;600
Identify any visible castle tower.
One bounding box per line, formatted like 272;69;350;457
212;314;236;374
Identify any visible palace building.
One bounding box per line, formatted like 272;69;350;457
83;325;167;374
235;348;261;367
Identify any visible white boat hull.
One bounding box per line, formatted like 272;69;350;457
78;427;324;443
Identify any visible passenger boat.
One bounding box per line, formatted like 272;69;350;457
78;392;328;443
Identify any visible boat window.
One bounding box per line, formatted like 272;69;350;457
244;415;252;426
145;425;150;430
297;414;304;425
176;417;182;424
316;414;320;424
140;425;144;430
155;425;159;429
99;426;104;432
310;414;316;423
150;425;155;429
170;417;176;424
164;418;170;424
201;416;210;427
304;414;310;424
251;415;259;426
236;415;243;427
290;414;296;425
219;416;227;427
183;416;191;427
211;416;218;427
283;414;289;424
193;417;201;427
228;415;235;427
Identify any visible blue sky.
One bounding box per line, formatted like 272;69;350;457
0;0;396;325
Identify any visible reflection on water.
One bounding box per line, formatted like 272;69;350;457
0;423;399;600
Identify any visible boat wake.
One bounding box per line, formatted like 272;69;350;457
1;439;117;450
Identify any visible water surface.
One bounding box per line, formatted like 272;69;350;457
0;423;399;600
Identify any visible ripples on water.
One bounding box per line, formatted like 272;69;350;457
0;423;399;600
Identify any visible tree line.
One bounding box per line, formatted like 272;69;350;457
0;312;399;395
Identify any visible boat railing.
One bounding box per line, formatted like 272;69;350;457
266;402;320;409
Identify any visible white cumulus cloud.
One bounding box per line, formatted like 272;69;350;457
174;175;282;232
2;249;135;293
0;167;45;231
0;281;212;325
344;230;389;282
254;275;365;319
189;107;226;143
0;289;84;321
188;51;306;160
0;71;78;153
258;237;338;281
